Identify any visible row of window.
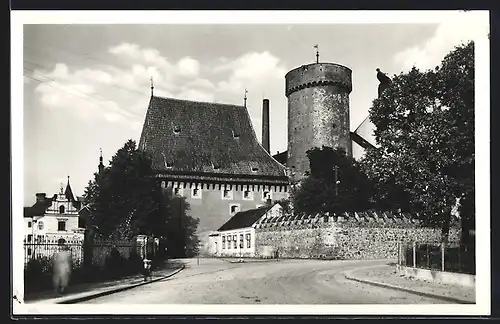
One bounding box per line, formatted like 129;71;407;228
171;186;273;201
222;233;251;250
27;220;67;231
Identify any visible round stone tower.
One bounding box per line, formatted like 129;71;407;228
285;62;353;181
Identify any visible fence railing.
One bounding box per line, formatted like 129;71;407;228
24;242;84;267
397;241;475;275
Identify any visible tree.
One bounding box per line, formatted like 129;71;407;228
161;193;200;258
83;139;200;257
360;41;474;243
292;146;373;215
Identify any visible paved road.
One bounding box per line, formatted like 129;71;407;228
82;258;454;304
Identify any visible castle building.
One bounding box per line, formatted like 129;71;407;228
138;53;378;251
138;95;289;250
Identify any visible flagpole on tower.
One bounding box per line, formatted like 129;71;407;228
314;44;319;64
150;76;154;97
244;88;248;107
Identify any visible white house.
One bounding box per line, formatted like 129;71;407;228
24;177;85;247
212;203;283;258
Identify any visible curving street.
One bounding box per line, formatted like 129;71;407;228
81;258;456;304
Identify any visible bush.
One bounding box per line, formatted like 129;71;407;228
24;257;53;292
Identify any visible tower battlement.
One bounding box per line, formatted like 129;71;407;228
285;63;352;97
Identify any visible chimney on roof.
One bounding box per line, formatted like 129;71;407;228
262;99;270;153
36;193;46;202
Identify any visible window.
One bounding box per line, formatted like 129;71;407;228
173;126;181;134
251;167;259;172
233;235;237;249
28;221;32;228
27;248;32;256
222;188;233;200
222;236;226;249
59;205;65;214
173;187;184;196
27;234;32;243
191;187;202;199
58;221;66;231
227;237;231;249
37;221;44;230
262;190;272;201
58;238;66;245
246;234;251;248
243;190;253;201
230;204;240;215
239;234;244;248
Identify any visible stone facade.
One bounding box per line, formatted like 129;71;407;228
285;63;353;181
254;213;460;260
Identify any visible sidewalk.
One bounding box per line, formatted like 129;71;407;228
220;257;279;263
344;264;475;304
24;263;185;304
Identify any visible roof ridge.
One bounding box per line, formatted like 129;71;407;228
153;95;246;109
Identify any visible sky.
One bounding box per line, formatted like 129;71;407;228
22;12;486;206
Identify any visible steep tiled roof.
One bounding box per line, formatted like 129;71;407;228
139;96;286;178
218;206;271;231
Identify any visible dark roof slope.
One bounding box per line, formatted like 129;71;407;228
24;199;53;217
273;151;288;165
139;96;286;177
218;206;271;231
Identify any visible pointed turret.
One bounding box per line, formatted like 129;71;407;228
98;148;105;174
64;176;75;202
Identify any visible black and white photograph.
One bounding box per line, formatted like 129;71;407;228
12;10;490;316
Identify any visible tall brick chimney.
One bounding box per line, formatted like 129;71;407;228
36;193;46;202
262;99;270;153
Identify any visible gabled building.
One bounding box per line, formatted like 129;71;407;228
138;95;289;251
24;177;85;247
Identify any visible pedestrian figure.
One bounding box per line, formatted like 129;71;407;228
52;242;73;294
143;258;152;282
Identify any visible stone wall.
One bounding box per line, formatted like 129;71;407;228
254;212;460;260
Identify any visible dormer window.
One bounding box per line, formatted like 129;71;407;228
232;129;240;139
173;126;181;134
212;163;220;170
251;167;259;172
166;162;173;168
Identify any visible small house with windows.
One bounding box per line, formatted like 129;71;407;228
23;177;85;249
211;203;283;258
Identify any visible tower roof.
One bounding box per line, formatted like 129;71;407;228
64;176;75;202
138;96;286;179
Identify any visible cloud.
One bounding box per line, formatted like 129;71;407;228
393;13;488;71
213;51;286;95
176;57;200;77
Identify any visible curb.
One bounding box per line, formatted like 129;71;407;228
343;270;475;304
55;265;185;304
